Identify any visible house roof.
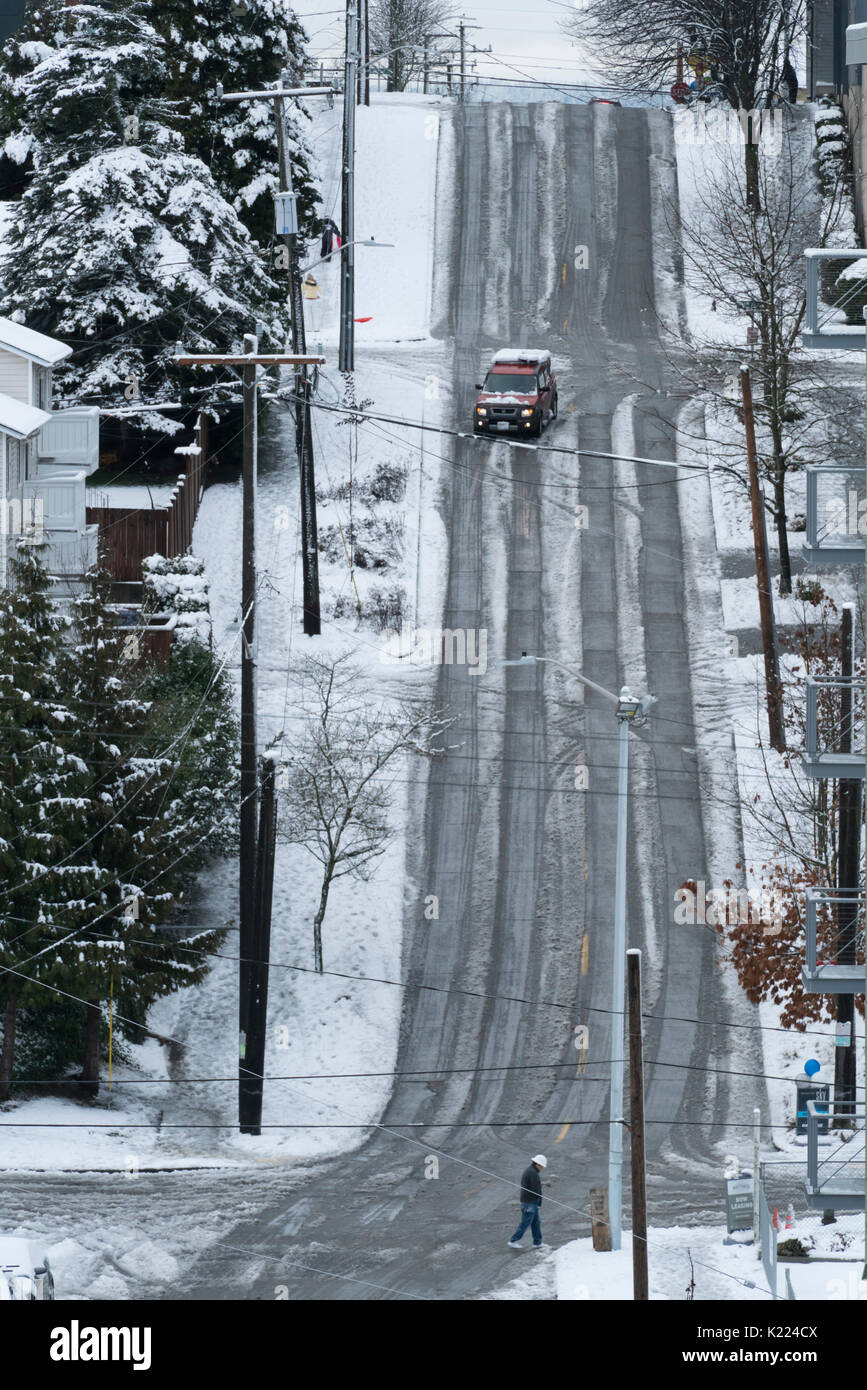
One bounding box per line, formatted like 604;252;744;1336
0;317;73;367
0;392;51;440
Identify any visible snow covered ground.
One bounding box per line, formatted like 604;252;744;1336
485;1224;865;1301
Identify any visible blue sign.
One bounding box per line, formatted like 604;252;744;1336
804;1058;820;1077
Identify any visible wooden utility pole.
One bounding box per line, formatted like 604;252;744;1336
219;76;333;635
241;756;278;1133
627;949;648;1300
741;368;786;752
834;603;859;1126
174;346;323;1133
277;71;321;636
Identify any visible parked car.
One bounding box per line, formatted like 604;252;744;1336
0;1237;54;1300
474;348;558;438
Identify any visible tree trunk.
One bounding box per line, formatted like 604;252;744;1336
744;140;761;213
773;465;792;595
313;869;334;974
79;1002;101;1097
0;983;18;1102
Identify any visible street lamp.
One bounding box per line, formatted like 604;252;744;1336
299;237;394;276
502;652;656;1251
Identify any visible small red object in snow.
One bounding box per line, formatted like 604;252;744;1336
354;316;373;322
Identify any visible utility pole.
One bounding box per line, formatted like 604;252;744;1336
173;345;323;1133
238;329;258;1135
627;949;648;1300
219;76;333;636
339;0;358;372
363;0;370;104
356;0;363;104
457;16;481;103
741;368;786;753
241;756;278;1133
277;71;321;636
834;603;859;1126
423;34;429;94
609;699;630;1250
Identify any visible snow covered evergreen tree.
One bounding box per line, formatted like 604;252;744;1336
0;0;289;430
50;561;231;1090
0;0;62;201
151;0;320;247
0;539;95;1098
0;552;237;1095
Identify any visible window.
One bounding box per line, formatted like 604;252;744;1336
483;372;538;394
35;368;50;411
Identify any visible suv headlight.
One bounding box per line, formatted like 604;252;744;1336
476;406;487;416
520;408;533;418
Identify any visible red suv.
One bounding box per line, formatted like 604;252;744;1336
474;349;558;438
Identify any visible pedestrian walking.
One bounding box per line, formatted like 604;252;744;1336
319;217;342;260
782;57;798;104
507;1154;549;1250
302;272;320;300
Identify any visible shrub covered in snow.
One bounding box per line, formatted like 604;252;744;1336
142;553;211;646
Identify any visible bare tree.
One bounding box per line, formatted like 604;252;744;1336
276;652;448;972
564;0;805;205
369;0;452;91
672;124;853;593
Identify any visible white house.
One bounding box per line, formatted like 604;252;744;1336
0;316;99;587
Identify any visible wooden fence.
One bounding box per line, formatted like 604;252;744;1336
86;414;208;583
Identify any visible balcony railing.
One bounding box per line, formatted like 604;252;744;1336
803;464;865;567
803;675;864;778
804;1100;865;1211
803;248;867;349
36;406;99;474
802;887;865;993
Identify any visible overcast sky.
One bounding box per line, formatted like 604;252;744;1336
292;0;604;89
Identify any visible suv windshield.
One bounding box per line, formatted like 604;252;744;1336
483;372;538;395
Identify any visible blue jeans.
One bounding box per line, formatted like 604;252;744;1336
510;1201;542;1245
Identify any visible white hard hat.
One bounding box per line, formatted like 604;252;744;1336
532;1154;547;1168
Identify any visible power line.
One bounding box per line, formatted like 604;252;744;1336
98;931;864;1044
7;1056;863;1088
282;389;709;475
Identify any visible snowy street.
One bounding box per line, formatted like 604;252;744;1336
1;2;865;1323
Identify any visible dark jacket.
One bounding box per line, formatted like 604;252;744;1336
519;1164;542;1206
